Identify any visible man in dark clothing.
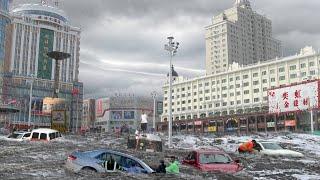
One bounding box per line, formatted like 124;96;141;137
156;160;166;173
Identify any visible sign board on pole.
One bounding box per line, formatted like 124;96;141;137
268;80;320;113
156;101;163;115
51;110;67;133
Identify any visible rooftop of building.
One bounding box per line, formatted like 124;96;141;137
11;3;69;23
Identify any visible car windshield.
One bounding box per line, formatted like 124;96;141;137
199;153;232;164
261;143;283;150
8;133;23;139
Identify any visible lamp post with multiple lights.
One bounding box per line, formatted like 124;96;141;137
164;36;179;148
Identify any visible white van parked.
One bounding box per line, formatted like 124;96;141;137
30;128;62;141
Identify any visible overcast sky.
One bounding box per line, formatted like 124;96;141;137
12;0;320;99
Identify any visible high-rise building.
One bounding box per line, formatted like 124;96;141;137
82;99;95;131
205;0;281;75
0;0;10;70
2;3;83;130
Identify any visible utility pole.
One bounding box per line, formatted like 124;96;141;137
27;74;35;130
151;91;157;131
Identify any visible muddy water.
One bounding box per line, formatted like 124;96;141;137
0;133;319;180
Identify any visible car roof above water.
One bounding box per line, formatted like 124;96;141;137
31;128;59;134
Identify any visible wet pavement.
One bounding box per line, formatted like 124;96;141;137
0;132;319;180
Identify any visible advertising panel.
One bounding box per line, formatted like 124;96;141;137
267;122;275;128
156;101;163;115
268;81;320;113
51;110;66;132
96;99;103;115
124;111;134;119
37;28;53;79
208;126;217;132
285;120;296;127
111;111;122;120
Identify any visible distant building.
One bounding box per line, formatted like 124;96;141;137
94;95;161;132
205;0;281;75
1;3;83;130
82;99;95;131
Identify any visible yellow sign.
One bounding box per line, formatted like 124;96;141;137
208;126;217;132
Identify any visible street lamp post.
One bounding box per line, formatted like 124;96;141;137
164;36;179;148
27;74;35;129
151;91;157;131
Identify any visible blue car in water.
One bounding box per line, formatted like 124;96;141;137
65;149;155;174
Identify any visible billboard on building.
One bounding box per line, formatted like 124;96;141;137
268;80;320;113
37;28;54;79
124;111;134;119
51;110;67;132
96;98;110;117
111;111;122;120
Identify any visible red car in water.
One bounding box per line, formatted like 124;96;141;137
182;147;243;173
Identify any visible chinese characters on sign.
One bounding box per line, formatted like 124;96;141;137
268;81;319;113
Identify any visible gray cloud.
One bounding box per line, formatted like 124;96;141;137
12;0;320;98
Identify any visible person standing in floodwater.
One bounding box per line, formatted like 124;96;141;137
140;111;148;132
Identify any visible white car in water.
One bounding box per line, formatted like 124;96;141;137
6;131;31;141
255;141;304;158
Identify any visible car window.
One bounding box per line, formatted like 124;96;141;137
55;132;61;137
40;133;47;140
186;151;196;160
96;152;108;161
199;153;232;164
261;143;283;150
49;133;56;140
8;133;21;138
32;132;39;139
23;133;31;138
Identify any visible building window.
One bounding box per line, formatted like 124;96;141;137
236;84;240;88
300;63;306;68
262;79;267;83
254;89;259;93
279;76;286;81
289;65;296;70
310;70;316;75
254;98;259;102
244;99;250;103
301;72;306;77
279;67;285;73
222;94;227;98
236;76;240;80
253;73;258;77
193;92;197;95
222;79;227;83
222;102;227;106
253;81;259;85
229;85;234;89
200;98;203;101
309;61;315;67
230;101;234;105
215;103;220;107
229;77;233;82
236;91;241;95
290;74;297;78
230;93;234;96
243;82;249;87
244;90;249;94
194;106;197;109
222;86;227;90
262;71;267;75
243;74;249;79
205;90;209;93
271;77;275;82
193;99;197;102
212;81;215;85
270;69;275;74
237;100;241;104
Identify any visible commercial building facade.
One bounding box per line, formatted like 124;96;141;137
205;0;281;75
94;96;159;132
82;98;95;131
161;47;320;132
1;3;83;130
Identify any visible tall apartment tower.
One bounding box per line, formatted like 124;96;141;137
205;0;281;75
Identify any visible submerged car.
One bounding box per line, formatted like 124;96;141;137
65;149;154;174
30;128;62;141
6;131;31;141
182;147;243;173
255;141;304;157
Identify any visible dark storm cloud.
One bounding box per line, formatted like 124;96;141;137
12;0;320;98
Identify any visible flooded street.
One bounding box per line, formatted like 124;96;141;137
0;132;320;180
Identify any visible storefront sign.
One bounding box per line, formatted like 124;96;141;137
285;120;296;127
208;126;216;132
267;122;275;127
194;121;202;125
38;28;53;80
